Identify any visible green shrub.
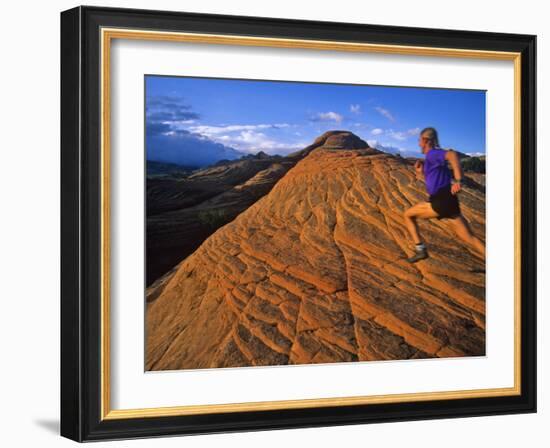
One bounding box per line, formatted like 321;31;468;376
461;157;486;173
197;208;229;228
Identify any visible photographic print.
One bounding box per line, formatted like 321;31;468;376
145;76;487;371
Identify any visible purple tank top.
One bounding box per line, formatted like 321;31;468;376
423;147;452;196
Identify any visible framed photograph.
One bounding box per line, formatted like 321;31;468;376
60;6;537;442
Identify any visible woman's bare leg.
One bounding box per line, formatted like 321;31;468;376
403;202;439;244
449;214;485;258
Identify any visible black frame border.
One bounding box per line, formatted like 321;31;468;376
61;5;536;442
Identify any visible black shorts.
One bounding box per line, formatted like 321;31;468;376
429;185;461;220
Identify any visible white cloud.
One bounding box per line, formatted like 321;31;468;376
188;123;290;137
188;126;305;155
371;128;383;135
350;104;361;114
368;140;400;154
169;119;197;126
386;128;421;141
186;123;307;154
387;130;407;141
310;111;343;123
374;106;395;122
223;131;273;152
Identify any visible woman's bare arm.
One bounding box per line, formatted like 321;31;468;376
414;159;424;181
445;149;463;194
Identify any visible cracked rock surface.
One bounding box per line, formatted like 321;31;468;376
145;131;486;371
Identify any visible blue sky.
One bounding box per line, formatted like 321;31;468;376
145;75;486;165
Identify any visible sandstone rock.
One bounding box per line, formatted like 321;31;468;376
146;132;363;286
146;131;485;371
146;156;294;285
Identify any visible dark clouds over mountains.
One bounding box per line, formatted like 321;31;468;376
146;129;242;167
146;95;242;167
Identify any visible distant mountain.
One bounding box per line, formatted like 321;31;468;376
211;151;280;168
367;140;420;158
239;150;274;160
146;129;242;167
146;160;199;178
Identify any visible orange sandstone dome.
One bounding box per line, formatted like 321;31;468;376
146;131;486;371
